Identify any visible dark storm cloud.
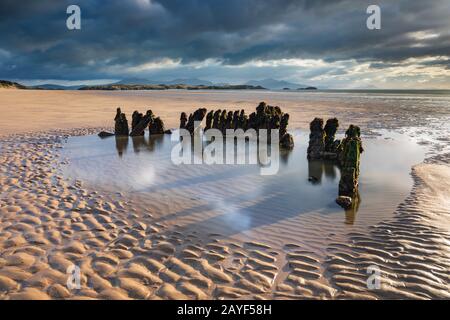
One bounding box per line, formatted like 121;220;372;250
0;0;449;80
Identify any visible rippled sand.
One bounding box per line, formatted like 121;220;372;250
0;89;449;299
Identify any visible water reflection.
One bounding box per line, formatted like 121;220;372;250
63;130;425;227
323;162;337;180
115;136;129;157
307;160;338;184
172;130;291;170
280;149;292;165
131;135;146;153
344;192;361;225
114;134;166;156
307;159;360;223
132;134;164;154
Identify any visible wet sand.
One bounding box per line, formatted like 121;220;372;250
2;88;450;137
0;89;449;299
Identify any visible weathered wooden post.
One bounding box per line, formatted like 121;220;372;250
114;108;129;136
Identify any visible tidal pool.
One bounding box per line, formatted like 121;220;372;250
62;130;426;250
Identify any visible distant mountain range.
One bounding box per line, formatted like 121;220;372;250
29;84;84;90
163;78;215;86
114;78;214;86
103;78;316;90
244;78;310;90
79;83;265;91
0;78;316;90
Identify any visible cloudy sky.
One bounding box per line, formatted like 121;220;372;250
1;0;449;88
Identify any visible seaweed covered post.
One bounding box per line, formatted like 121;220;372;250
212;110;221;130
323;118;340;160
307;118;325;160
225;111;234;130
336;125;363;208
205;110;214;131
219;110;227;134
205;108;250;131
179;112;188;129
239;109;247;130
149;117;165;135
279;113;288;137
131;111;144;134
114;108;129;136
130;109;154;136
109;108;171;137
176;103;294;149
247;112;256;130
279;113;294;149
269;114;280;136
255;102;268;131
232;110;240;130
186;108;207;134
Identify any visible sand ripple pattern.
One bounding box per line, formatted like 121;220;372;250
0;130;449;299
324;157;450;299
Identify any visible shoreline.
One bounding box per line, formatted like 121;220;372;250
2;89;450;138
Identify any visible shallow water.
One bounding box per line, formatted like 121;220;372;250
62;130;426;251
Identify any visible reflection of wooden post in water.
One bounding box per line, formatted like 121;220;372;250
280;148;291;165
131;135;146;154
308;160;338;184
344;192;361;225
115;135;129;157
308;160;323;184
130;134;164;154
323;161;337;179
147;134;164;152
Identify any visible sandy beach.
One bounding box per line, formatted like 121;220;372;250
0;89;449;300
